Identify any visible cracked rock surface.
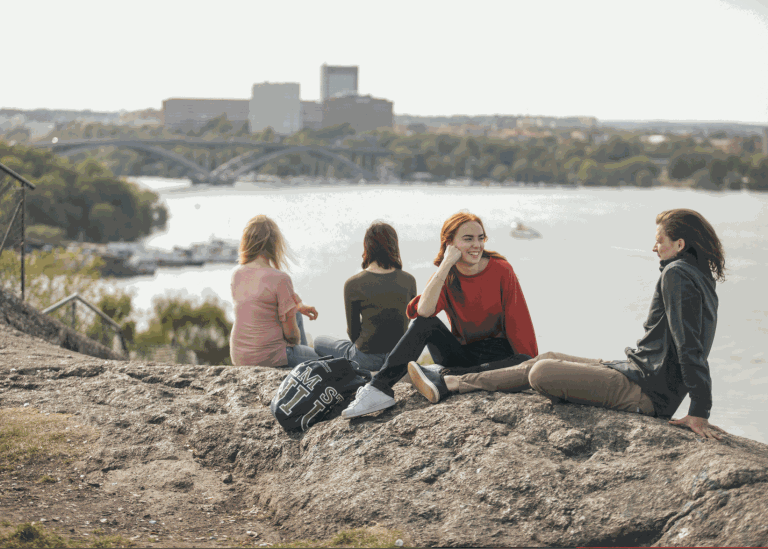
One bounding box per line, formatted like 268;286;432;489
2;320;768;547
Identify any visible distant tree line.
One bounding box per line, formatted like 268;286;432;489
4;117;767;190
1;142;167;243
666;147;768;190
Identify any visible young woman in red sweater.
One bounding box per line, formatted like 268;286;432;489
342;212;538;418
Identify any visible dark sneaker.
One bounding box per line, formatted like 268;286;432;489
407;362;448;404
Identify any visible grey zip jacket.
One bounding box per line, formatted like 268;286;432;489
609;252;718;418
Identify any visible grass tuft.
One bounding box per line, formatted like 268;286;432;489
0;407;98;471
0;522;70;548
89;533;135;548
277;526;405;548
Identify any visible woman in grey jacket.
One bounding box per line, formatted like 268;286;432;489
408;209;728;440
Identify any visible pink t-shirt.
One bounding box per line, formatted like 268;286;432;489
229;264;299;367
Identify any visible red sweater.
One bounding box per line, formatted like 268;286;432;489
406;257;538;357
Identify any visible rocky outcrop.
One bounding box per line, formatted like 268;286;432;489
1;321;767;547
0;288;124;361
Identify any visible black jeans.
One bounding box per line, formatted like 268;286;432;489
371;316;531;394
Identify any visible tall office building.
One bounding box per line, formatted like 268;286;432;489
321;65;359;102
249;82;301;135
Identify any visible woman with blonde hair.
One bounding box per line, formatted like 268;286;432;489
313;221;417;372
342;211;538;418
229;215;320;367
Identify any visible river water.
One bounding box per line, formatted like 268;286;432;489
117;177;768;444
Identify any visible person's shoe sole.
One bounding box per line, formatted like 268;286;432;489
408;362;440;404
341;398;395;419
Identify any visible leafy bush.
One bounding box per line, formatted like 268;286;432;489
668;149;710;180
0;142;167;243
133;294;232;365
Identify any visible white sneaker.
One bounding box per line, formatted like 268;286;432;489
341;384;396;419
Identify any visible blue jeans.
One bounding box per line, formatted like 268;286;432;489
313;336;388;373
285;344;321;368
296;311;308;346
284;311;319;367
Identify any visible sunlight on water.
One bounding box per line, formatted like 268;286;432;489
122;177;768;443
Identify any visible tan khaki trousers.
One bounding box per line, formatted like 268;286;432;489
454;351;655;416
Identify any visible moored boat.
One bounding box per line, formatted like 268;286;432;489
510;220;542;239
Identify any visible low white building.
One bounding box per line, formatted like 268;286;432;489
249;82;301;135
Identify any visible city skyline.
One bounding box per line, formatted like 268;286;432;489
5;0;768;124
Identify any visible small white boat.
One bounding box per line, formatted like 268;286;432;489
189;238;240;264
510;220;542;240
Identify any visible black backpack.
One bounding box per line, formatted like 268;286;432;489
270;356;372;432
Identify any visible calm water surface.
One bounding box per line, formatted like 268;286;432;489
118;177;768;444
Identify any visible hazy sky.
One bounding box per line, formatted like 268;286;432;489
5;0;768;123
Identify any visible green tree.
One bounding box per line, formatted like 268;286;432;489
1;142;166;243
196;114;234;136
746;156;768;191
425;155;455;178
308;123;355;141
668;149;710;180
85;292;136;350
453;136;481;159
511;158;530;182
726;154;746;175
741;136;760;154
577;159;599;185
634;168;654;187
590;136;642;163
599;155;659;186
723;171;742;190
564;157;582;184
133;295;233;365
692;168;718;190
490;164;509;182
709;157;728;187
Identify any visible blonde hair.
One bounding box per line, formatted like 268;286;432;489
238;215;290;270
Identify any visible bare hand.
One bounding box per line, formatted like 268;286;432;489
298;303;318;321
669;415;727;440
442;244;462;268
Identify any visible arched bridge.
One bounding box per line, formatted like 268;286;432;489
209;145;384;182
34;138;391;183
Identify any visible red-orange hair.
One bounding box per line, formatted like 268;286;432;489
434;212;506;294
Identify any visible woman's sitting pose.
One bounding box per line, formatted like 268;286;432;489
342;212;538;418
313;222;417;372
408;209;728;440
229;215;320;367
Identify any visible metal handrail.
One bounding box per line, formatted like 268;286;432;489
0;161;35;301
0;162;36;190
0;201;22;251
42;292;128;354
